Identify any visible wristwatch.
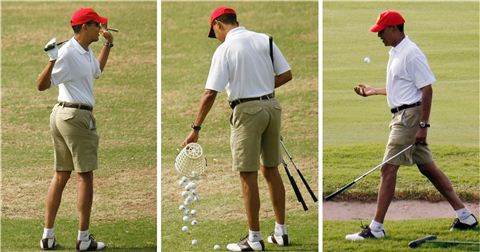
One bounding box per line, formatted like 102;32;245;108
104;42;114;48
191;123;201;131
419;121;430;128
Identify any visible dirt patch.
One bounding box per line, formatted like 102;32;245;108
324;200;480;220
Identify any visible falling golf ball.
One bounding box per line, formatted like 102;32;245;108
214;244;221;250
191;220;198;225
190;209;197;216
182;216;189;222
179;205;186;211
192;239;198;246
363;56;371;64
182;226;189;232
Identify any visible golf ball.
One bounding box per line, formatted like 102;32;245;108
181;191;189;198
190;209;197;216
214;244;221;250
182;216;189;222
191;190;198;196
182;226;189;232
192;239;198;246
363;56;371;64
191;220;198;225
179;205;186;211
185;182;197;190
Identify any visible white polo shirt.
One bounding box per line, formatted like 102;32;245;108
386;36;436;108
205;27;291;101
51;37;101;107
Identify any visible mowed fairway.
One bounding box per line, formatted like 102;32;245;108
324;1;479;251
1;2;156;251
162;2;318;251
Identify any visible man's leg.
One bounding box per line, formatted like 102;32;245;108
417;161;464;209
77;171;93;231
239;171;260;231
374;163;400;223
44;171;71;228
260;166;285;225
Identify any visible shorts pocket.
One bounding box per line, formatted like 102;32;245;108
401;108;420;128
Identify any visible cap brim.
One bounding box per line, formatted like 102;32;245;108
96;16;108;24
208;26;215;38
370;24;384;32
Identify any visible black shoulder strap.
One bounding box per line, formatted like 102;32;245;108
269;36;274;70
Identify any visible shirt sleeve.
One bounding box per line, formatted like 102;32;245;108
407;52;436;89
272;41;291;75
51;49;72;86
205;46;229;92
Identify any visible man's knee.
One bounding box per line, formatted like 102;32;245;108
380;164;399;178
261;166;279;180
54;171;72;184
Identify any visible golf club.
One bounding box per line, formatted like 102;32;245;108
325;144;414;201
409;235;480;248
281;158;308;211
44;28;119;52
280;136;318;202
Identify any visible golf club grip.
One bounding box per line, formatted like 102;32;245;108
408;235;437;248
295;169;318;202
43;40;68;52
324;181;356;201
283;163;308;211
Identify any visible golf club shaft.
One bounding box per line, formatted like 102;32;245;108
281;159;308;211
325;144;414;201
280;138;318;202
427;240;480;246
106;28;119;32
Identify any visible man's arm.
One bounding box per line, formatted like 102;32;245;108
97;28;113;72
36;61;55;91
354;84;386;97
182;89;218;147
415;85;433;144
275;70;292;88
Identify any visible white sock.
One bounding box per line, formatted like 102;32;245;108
78;230;90;241
248;230;262;242
42;228;54;239
456;208;472;220
274;222;287;236
369;220;384;232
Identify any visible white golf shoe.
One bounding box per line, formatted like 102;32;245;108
267;233;289;246
345;226;385;241
40;237;58;250
76;235;105;251
226;235;264;251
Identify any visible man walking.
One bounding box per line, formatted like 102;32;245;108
347;10;478;241
36;7;114;250
182;6;292;251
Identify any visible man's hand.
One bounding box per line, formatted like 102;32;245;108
354;84;376;97
100;23;113;43
415;128;428;144
182;130;199;147
44;38;58;61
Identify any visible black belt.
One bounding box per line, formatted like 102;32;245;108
390;101;421;114
58;102;93;111
229;93;274;109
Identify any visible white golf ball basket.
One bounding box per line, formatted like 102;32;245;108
175;143;207;178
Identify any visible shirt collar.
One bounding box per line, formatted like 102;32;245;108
225;26;246;41
71;37;89;55
390;36;409;54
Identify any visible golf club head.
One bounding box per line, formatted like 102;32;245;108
408;235;437;248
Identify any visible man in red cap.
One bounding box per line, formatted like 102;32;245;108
347;10;478;241
182;6;293;252
36;7;114;251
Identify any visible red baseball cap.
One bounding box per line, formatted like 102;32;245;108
208;6;236;38
370;10;405;32
71;8;108;26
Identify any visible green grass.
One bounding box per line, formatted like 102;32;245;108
323;1;479;199
1;1;156;250
324;219;480;252
162;2;318;251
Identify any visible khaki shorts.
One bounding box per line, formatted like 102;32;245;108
383;106;433;166
230;98;282;172
50;104;99;173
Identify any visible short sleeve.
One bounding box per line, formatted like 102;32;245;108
51;49;72;86
272;41;291;75
407;53;436;89
205;46;229;92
